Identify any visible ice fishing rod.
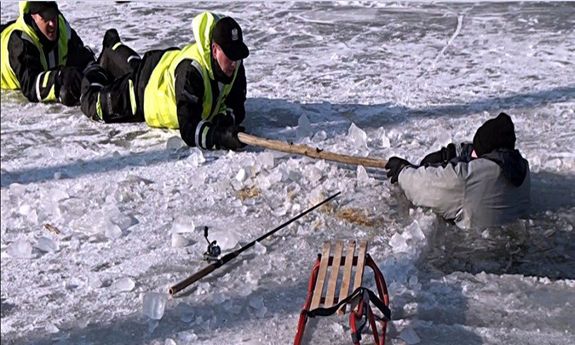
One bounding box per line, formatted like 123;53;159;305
168;191;341;296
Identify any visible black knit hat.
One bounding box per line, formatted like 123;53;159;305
473;112;516;156
212;17;249;61
28;2;59;19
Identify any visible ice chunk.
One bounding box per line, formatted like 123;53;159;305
267;170;283;184
104;221;123;240
296;114;312;139
405;221;426;242
19;204;38;224
35;236;59;253
171;233;189;248
271;204;288;217
312;130;327;142
143;292;168;320
253;241;267;255
112;277;136;292
356;165;369;182
105;204;136;231
187;147;206;167
7;239;33;258
89;276;103;289
171;216;195;233
45;323;60;334
347;123;368;149
399;327;421;344
389;232;409;254
177;331;198;342
305;166;322;184
9;183;26;198
380;131;391;148
166;136;186;151
403;302;418;317
248;295;267;318
432;128;453;148
288;170;302;182
65;277;84;290
258;152;275;169
212;292;227;304
389;221;427;257
244;271;259;286
249;295;264;309
176;303;195;323
147;319;159;334
236;168;247;182
165;339;177;345
256;174;271;191
50;188;70;202
208;228;241;250
544;158;562;170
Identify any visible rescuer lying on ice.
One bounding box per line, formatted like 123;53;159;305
80;11;249;151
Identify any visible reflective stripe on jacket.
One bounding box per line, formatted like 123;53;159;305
143;11;239;128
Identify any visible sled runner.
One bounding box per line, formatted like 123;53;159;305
294;240;391;345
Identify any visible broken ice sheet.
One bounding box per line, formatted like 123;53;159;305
248;295;267;318
166;136;186;151
296;114;312;139
104;221;123;240
347;123;368;149
7;238;33;258
171;215;195;233
253;241;267;255
171;233;189;248
257;152;275;169
207;228;241;250
186;147;206;167
35;236;59;253
176;302;195;323
356;165;369;182
143;292;168;320
112;277;135;292
236;168;247;182
399;326;421;344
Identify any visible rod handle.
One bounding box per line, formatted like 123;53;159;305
169;264;217;295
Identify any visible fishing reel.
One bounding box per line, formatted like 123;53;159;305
203;226;221;262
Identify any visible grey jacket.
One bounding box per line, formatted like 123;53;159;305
398;149;530;229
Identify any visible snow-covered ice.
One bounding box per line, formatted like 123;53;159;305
1;2;574;345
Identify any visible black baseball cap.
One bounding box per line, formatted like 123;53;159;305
212;17;249;61
28;2;59;19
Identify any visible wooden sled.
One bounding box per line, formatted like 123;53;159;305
294;240;391;345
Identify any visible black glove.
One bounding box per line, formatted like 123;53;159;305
214;125;246;150
385;157;414;184
420;143;456;166
58;66;83;106
213;109;236;128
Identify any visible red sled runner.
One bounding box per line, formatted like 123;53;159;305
294;241;391;345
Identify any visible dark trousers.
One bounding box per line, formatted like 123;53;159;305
81;44;144;123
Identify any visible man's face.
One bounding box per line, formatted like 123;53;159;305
212;43;239;78
31;13;58;41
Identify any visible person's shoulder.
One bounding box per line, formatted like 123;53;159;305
6;29;29;51
177;58;204;78
467;157;500;178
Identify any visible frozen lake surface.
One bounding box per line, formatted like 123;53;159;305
1;2;574;345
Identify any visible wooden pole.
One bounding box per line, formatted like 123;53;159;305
237;133;387;169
